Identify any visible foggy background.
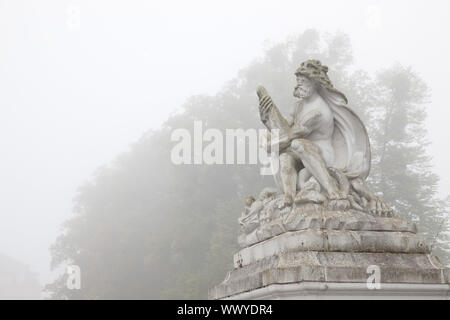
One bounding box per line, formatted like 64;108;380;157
0;0;449;297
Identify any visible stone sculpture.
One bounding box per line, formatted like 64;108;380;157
258;60;389;213
210;60;450;300
238;60;395;247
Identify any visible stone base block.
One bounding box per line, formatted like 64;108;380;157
223;282;450;300
209;250;450;299
235;230;429;268
210;229;450;300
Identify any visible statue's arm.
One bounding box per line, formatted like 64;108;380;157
267;134;291;154
289;110;322;139
267;110;322;153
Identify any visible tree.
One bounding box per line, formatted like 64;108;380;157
369;65;450;264
0;253;41;299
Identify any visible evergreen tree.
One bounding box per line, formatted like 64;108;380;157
369;65;450;264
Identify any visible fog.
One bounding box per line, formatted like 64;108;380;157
0;0;449;294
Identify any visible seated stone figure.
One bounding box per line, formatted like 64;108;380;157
258;60;391;215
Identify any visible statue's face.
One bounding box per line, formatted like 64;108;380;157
294;75;316;99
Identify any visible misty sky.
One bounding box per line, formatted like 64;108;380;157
1;0;449;288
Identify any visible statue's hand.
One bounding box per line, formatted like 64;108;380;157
257;86;269;99
257;87;279;125
260;132;285;154
269;134;291;153
289;125;309;140
259;95;273;117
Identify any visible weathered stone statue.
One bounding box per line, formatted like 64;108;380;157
210;60;450;300
258;60;390;214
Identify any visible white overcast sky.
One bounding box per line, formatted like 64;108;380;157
1;0;449;287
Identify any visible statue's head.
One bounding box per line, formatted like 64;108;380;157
294;74;317;99
293;60;348;104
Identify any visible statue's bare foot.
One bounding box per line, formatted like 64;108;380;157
279;194;294;209
295;189;326;205
328;199;351;211
370;197;395;217
328;190;347;201
327;191;350;210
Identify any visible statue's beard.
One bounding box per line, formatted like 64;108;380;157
294;85;315;99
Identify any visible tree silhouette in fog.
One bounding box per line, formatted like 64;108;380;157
0;253;41;299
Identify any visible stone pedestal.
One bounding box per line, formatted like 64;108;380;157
220;283;450;300
209;208;450;300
